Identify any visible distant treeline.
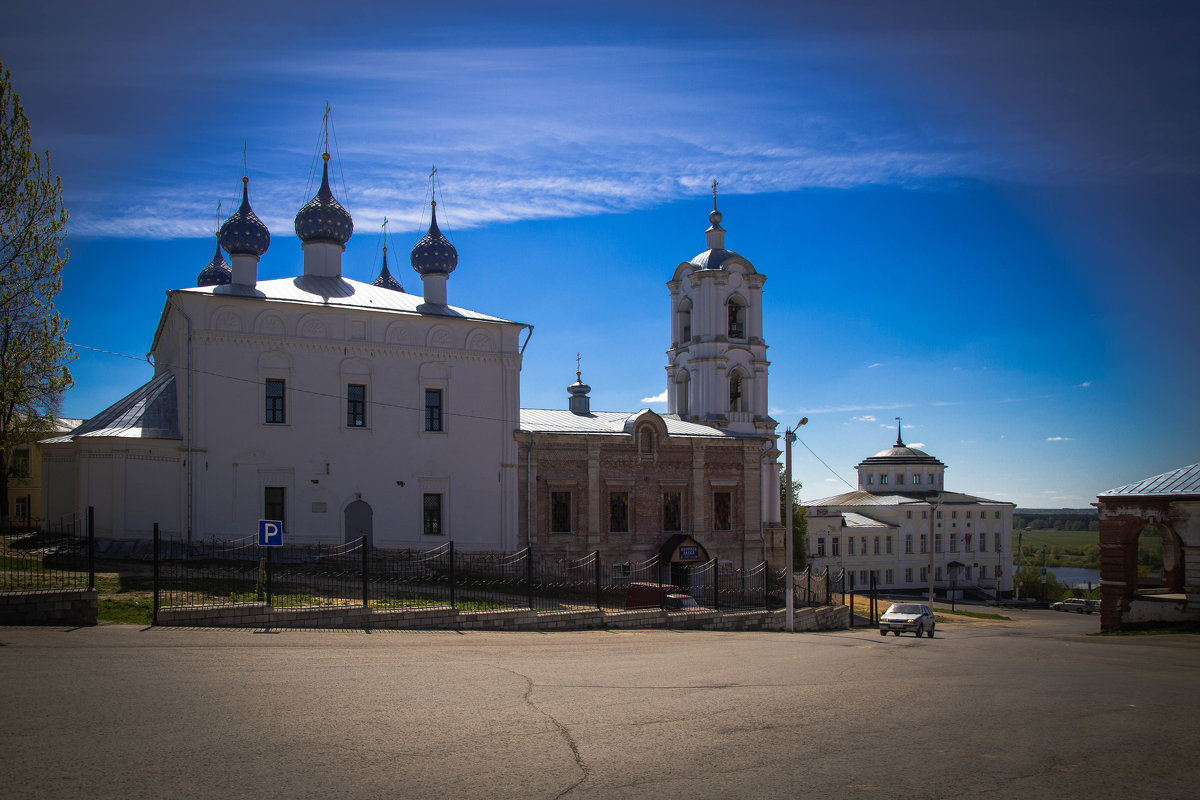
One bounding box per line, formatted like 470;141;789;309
1013;509;1099;532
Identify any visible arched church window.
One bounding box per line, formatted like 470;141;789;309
639;428;655;455
729;373;743;412
677;300;692;343
727;297;746;339
677;371;690;417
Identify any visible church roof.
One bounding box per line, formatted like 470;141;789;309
176;275;520;325
1099;463;1200;497
519;409;759;438
43;371;180;442
806;489;1011;508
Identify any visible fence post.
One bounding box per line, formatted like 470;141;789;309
86;505;95;590
265;547;273;608
152;524;160;625
848;571;855;628
713;558;720;611
526;548;534;610
448;540;456;610
594;551;601;611
361;534;369;609
658;561;666;609
806;567;812;608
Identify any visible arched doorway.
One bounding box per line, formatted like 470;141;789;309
658;533;710;590
344;500;373;547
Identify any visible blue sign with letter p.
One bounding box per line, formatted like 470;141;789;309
259;519;283;547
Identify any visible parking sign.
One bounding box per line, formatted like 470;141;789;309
259;519;283;547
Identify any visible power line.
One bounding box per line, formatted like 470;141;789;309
796;436;857;491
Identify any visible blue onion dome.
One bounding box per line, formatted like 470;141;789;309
218;177;271;257
410;201;457;275
371;247;405;292
196;236;232;286
295;152;353;245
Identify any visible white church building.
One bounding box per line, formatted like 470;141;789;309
42;159;785;565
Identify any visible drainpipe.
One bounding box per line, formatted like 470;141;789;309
167;297;194;546
526;432;535;549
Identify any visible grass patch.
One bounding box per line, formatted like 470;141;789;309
99;594;154;625
932;607;1011;621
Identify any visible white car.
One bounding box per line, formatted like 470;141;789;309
879;603;936;638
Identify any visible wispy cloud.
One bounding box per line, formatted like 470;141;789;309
1075;380;1092;388
1046;436;1073;441
640;390;668;404
851;415;877;422
867;362;882;369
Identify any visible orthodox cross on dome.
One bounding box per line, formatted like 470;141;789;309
712;179;718;211
895;416;904;447
429;164;438;207
576;352;582;381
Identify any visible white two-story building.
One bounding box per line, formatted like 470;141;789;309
805;427;1014;598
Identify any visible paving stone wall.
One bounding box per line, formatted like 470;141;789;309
0;589;98;626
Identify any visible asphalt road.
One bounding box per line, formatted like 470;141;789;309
2;610;1197;800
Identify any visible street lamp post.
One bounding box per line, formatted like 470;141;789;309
784;417;808;633
928;493;941;606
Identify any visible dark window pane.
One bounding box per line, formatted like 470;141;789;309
713;492;732;531
424;389;442;431
265;379;286;424
264;487;285;531
663;491;681;532
423;494;442;536
609;492;628;532
551;491;571;533
347;384;366;427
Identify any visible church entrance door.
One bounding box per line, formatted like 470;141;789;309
344;500;373;547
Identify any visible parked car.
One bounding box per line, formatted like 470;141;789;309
1051;598;1099;614
664;594;702;611
879;603;936;638
624;582;684;610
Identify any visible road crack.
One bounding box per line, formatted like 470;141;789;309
498;666;590;799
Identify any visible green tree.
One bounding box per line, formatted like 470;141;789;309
779;476;807;571
0;60;72;530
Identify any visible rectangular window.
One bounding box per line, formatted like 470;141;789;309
663;491;681;532
905;568;913;584
935;533;943;553
881;474;889;485
896;473;905;485
551;491;571;533
979;532;987;552
995;511;1001;519
263;486;285;531
422;493;443;536
906;510;912;519
713;492;732;531
996;536;1002;553
611;563;632;580
937;511;943;519
913;474;921;485
424;389;443;432
922;511;928;519
817;537;826;557
928;473;935;485
873;536;881;555
860;537;867;555
885;569;894;585
859;570;868;585
867;474;874;485
936;566;943;582
952;510;958;519
11;447;30;478
965;566;972;580
609;491;629;533
831;537;840;557
966;510;973;519
904;534;913;554
919;534;927;554
15;495;29;522
265;379;286;424
347;384;366;427
950;534;959;553
886;536;893;554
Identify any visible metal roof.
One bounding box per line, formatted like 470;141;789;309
43;371;180;442
841;511;893;528
176;275;521;325
1099;463;1200;497
806;489;1011;508
519;409;750;438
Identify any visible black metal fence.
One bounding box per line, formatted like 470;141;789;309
2;506;849;622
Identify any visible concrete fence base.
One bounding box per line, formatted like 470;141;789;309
0;589;98;626
157;603;850;633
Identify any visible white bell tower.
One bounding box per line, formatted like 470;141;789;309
665;187;772;437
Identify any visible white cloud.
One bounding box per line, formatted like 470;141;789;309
867;362;882;369
1076;381;1092;388
1046;436;1073;441
640;390;668;404
851;415;877;422
908;442;925;448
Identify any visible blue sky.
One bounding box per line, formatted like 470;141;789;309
4;0;1198;508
